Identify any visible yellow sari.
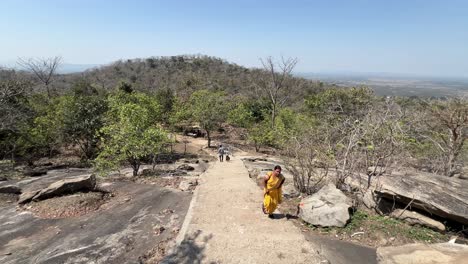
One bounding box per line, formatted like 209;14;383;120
263;172;285;214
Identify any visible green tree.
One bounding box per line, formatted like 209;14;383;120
95;90;168;176
155;87;175;124
227;102;256;128
304;86;374;121
187;89;227;147
248;120;273;152
57;80;108;160
15;96;63;164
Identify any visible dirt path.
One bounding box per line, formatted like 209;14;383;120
163;153;327;264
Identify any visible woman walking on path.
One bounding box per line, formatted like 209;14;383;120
262;165;285;218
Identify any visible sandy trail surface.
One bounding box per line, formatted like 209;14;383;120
163;152;326;264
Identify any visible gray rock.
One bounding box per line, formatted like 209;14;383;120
367;166;386;176
350;171;468;225
243;157;268;162
179;179;198;192
140;168;155;176
282;184;300;198
359;190;378;210
376;174;468;225
377;242;468;264
299;183;352;227
18;174;96;204
248;168;260;179
177;164;195;171
23;168;48;177
0;176;7;181
18;190;40;204
391;209;445;232
0;184;21;194
34;174;96;201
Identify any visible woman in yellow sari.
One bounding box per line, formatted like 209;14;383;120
262;165;285;219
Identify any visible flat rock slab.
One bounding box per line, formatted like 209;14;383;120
391;209;445;232
0;182;192;264
351;170;468;225
377;242;468;264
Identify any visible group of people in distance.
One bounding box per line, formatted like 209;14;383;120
217;144;285;219
217;144;230;162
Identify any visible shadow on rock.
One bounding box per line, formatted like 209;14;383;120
162;230;214;264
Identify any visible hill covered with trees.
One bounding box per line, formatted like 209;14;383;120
1;55;467;181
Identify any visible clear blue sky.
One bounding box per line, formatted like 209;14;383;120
1;0;467;77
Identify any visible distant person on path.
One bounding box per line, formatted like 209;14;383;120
262;165;285;219
218;145;225;162
224;147;231;161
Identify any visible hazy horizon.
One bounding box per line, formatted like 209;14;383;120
1;0;467;77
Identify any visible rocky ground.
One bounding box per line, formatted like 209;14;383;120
0;136;210;264
1;134;467;264
0;181;192;264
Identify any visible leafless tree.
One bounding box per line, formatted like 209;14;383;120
0;80;30;131
286;97;408;193
256;56;298;128
283;130;330;195
418;98;468;176
17;56;62;98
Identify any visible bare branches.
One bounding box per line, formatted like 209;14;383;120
414;98;468;176
283;131;330;195
0;80;31;131
257;56;298;128
17;56;62;98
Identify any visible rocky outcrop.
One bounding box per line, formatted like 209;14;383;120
23;168;48;177
19;174;96;204
299;183;352;227
390;209;445;232
179;179;198;192
0;184;21;194
177;164;195;171
350;171;468;225
377;242;468;264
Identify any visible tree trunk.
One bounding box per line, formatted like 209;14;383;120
271;103;277;129
130;159;140;177
45;84;51;99
206;130;211;148
447;150;456;177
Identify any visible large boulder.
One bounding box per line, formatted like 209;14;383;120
377;242;468;264
299;183;352;227
350;171;468;225
391;209;445;232
18;174;96;204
